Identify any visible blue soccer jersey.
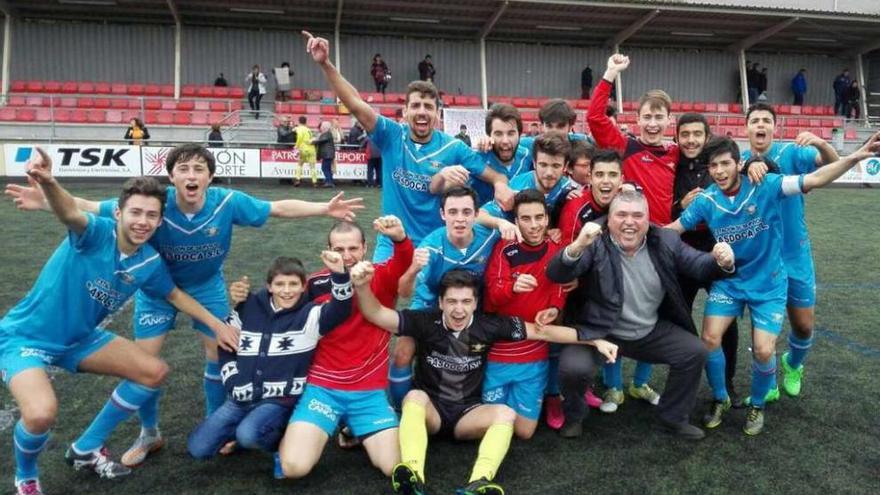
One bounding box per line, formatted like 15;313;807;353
100;186;271;290
481;171;572;221
742;142;818;267
679;173;804;300
470;146;532;206
369;116;487;249
410;224;500;310
0;214;175;350
519;133;592;170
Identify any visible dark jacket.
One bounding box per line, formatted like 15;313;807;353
672;153;714;252
546;220;730;340
219;272;353;404
418;60;435;81
312;131;337;160
124;126;150;145
207;130;224;148
276;125;296;146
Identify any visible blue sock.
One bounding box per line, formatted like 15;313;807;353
388;364;413;410
602;359;623;390
706;348;729;401
750;355;777;408
787;333;813;369
13;420;50;482
73;380;159;453
633;361;653;387
545;354;560;395
138;389;161;430
203;360;225;416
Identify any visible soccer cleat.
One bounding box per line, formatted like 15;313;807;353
781;352;804;397
65;446;132;479
627;383;661;405
391;463;427;495
702;398;731;429
743;406;765;436
599;388;624;413
456;477;505;495
585;387;602;409
544;395;564;430
15;479;43;495
120;431;165;467
743;387;781;407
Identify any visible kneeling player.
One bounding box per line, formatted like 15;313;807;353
351;265;616;494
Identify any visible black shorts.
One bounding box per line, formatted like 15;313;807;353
433;397;481;438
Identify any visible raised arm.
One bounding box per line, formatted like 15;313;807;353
269;191;364;220
166;287;241;352
429;165;471;194
24;148;88;235
794;131;839;166
523;322;618;363
315;251;354;335
397;247;429;299
302;31;378;132
546;221;602;283
351;261;401;333
587;54;629;152
801;132;879;193
6;173;102;213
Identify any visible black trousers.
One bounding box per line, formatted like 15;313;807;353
680;275;739;385
559;320;707;425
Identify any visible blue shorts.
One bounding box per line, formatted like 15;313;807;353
705;286;787;335
0;329;116;384
482;360;548;420
134;279;229;339
289;384;399;438
785;258;816;308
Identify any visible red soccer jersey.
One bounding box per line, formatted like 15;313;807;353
484;239;566;363
306;238;414;390
557;189;608;245
588;79;679;225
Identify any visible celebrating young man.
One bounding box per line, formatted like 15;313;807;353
468;103;532;206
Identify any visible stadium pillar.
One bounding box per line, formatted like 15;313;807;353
1;15;10;100
738;49;749;113
856;53;868;121
613;44;623;114
173;23;181;100
480;38;488;109
334;0;343;71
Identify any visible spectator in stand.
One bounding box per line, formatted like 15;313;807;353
214;73;228;87
455;124;472;147
331;118;344;176
528;122;541;137
581;65;593;99
371;54;391;94
846;80;861;119
791;68;807;106
207;123;224;148
312;121;337;188
365;139;381;188
758;67;768;100
347;120;366;148
747;62;759;104
275;62;295;102
246;64;268;119
124;118;150;146
833;69;852;116
277;116;297;148
418;54;436;82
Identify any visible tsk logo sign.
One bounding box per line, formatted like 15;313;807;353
3;144;140;177
141;147;261;177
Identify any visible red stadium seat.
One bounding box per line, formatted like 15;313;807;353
778;105;791;115
191;111;209;125
77;97;95;108
10;81;26;92
321;105;336;115
287;89;302;100
467;96;480;106
145;99;162;110
110;98;129;109
71;109;88;123
670;101;682;112
622;101;636;112
716;103;729;113
8;95;24;106
209;101;227;111
802;106;816;116
177;100;194;111
0;107;16;120
363;92;382;103
693;102;706;112
110;83;126;95
16;108;35;121
705;103;718;112
94;82;111;94
25;81;45;93
105;110;124;123
783;128;798;139
43;81;62;93
173;112;192;125
306;104;320;114
196;86;212;98
181;85;197;97
275;102;289;113
525;98;540;108
159;85;174;97
512;97;527;108
57;97;77;108
194;100;210;111
229;87;245;98
93;98;111;109
127;83;145;95
229;100;243;111
35;108;51;122
680;102;693;112
53;108;72;122
208;112;226;125
290;103;306;114
87;109;105;123
788;105;801;115
161;99;177;110
808;118;821;128
144;84;161;96
521;111;538;121
76;82;94;94
844;128;857;140
129;99;143;109
832;118;844;127
25;96;45;106
211;86;230;98
729;104;742;114
380;107;396;118
307;114;321;127
574;99;590;110
155;111;174;125
61;81;78;94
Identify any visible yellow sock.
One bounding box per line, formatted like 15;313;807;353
399;401;428;482
469;422;513;482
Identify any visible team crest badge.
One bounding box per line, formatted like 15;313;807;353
204;226;220;237
746;204;757;215
430;160;442;169
471;343;486;353
119;272;135;284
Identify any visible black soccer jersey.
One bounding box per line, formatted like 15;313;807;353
397;309;527;404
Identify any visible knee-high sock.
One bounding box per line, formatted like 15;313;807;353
633;361;653;387
73;380;159;453
750;355;777;408
389;364;413;410
706;348;729;401
602;359;623;390
469;423;513;483
787;333;813;369
13;420;50;482
399;401;428;482
204;360;225;416
545;354;560;395
137;389;161;431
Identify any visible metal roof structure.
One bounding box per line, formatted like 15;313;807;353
2;0;878;56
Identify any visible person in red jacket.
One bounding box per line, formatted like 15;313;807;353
588;53;679;225
482;189;567;440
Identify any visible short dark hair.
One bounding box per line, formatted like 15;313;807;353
119;176;167;216
676;112;711;137
438;269;480;298
165;143;216;176
327;221;365;246
746;102;777;123
485;103;522;135
405;80;439;107
441;186;478;210
590;149;622;170
567;140;596;167
538;99;576;126
703;136;740;164
513;188;547;217
532;131;571;162
265;256;306;285
298;116;307;124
